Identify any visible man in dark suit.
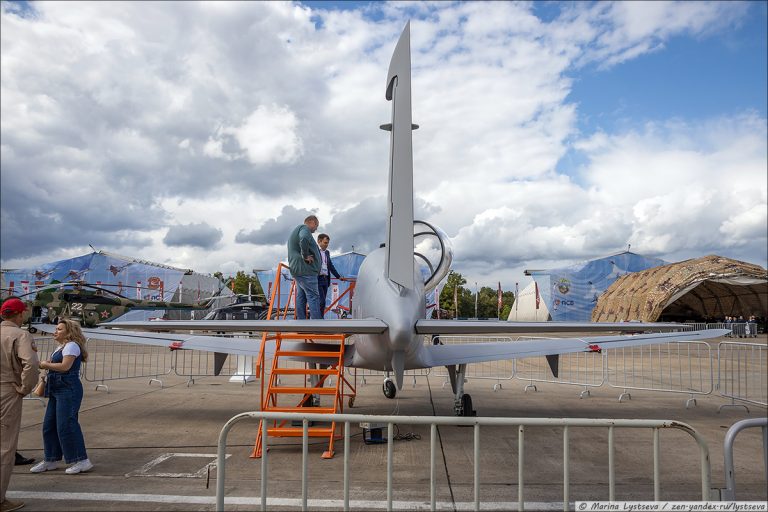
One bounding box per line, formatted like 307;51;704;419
316;234;343;317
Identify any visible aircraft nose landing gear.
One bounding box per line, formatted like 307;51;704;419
383;377;397;399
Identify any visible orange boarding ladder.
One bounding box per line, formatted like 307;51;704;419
251;263;354;459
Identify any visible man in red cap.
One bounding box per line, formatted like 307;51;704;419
1;298;39;512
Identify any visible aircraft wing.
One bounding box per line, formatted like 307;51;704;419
32;323;343;364
101;319;387;334
416;319;692;334
422;329;730;367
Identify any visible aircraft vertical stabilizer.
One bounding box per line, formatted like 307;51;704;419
384;22;415;290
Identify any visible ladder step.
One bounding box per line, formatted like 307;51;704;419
267;427;335;437
269;387;337;395
272;368;337;375
265;407;337;413
276;350;342;358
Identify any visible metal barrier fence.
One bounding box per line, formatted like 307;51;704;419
721;417;768;500
513;337;605;397
357;367;431;388
432;335;514;390
606;341;713;407
33;336;58;361
717;342;768;412
83;339;174;392
215;411;713;511
30;329;764;409
171;332;258;385
701;323;760;338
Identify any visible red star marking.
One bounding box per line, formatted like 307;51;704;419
100;310;110;318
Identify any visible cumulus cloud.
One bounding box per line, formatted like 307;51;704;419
235;205;317;245
1;1;764;287
163;222;223;248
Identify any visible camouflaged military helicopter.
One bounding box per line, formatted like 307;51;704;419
14;281;232;331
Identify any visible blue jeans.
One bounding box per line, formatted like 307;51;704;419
43;374;88;463
294;274;323;320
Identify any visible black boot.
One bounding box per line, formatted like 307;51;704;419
15;452;35;466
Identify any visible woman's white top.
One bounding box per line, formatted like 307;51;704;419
55;341;81;358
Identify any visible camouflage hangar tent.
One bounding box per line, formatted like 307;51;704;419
1;251;231;321
591;255;767;322
520;251;668;322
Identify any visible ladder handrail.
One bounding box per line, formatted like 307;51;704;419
324;278;357;316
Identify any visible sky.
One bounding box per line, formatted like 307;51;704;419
1;0;766;289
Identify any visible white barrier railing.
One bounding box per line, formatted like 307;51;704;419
717;342;768;412
513;337;605;397
432;335;514;390
215;412;713;511
606;341;713;407
173;347;245;385
721;417;768;500
83;338;174;392
357;368;431;389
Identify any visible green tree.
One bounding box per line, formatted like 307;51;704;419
439;271;472;318
228;270;265;299
439;274;516;319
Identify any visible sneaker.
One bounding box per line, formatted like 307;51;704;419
65;459;93;474
1;499;25;512
29;460;58;473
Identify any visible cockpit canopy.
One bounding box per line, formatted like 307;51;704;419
413;220;453;292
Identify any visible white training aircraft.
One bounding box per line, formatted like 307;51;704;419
35;23;727;416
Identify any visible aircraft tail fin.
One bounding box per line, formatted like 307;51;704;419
384;22;415;290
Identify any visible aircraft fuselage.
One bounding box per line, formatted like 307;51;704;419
349;247;426;384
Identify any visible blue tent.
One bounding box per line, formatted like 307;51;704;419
528;251;667;322
1;251;227;321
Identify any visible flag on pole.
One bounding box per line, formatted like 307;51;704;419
515;282;519;313
535;281;540;310
497;282;502;319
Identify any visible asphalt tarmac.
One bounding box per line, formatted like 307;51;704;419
7;333;767;511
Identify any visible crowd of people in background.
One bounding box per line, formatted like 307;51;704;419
722;315;760;338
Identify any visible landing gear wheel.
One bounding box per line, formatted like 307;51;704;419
383;379;397;399
459;394;475;417
348;396;355;408
28;327;37;334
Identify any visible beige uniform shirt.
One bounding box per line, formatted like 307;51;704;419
0;320;40;395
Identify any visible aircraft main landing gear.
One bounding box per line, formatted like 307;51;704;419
446;363;476;416
383;378;397;399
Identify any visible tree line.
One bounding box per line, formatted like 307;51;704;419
437;270;516;319
217;269;514;319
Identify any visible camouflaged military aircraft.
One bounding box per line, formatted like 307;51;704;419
34;23;728;416
16;281;231;330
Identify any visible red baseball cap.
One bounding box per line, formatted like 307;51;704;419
1;298;27;315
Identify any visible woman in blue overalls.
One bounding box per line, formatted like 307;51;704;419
30;319;93;475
